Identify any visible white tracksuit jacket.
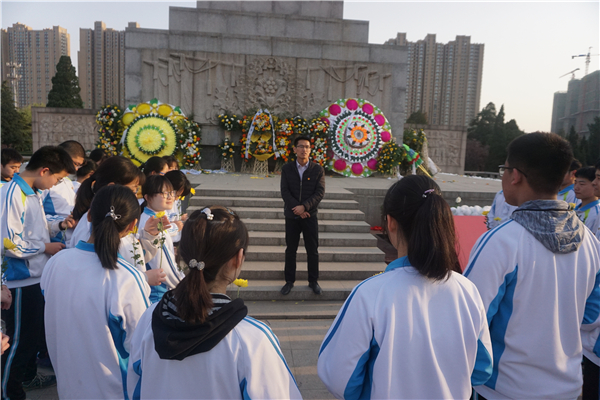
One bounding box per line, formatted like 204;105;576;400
42;177;76;243
1;174;61;288
486;190;518;230
127;304;301;400
318;256;493;399
559;184;580;206
465;214;600;399
138;207;184;303
576;199;600;240
41;241;150;400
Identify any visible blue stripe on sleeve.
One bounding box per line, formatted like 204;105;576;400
486;265;518;390
464;220;514;277
108;312;130;400
132;360;142;400
117;259;150;308
583;270;600;324
343;333;380;400
43;194;56;216
471;338;493;386
240;378;251;400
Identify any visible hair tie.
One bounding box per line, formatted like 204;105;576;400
105;206;121;220
188;259;205;270
201;207;214;221
422;189;435;198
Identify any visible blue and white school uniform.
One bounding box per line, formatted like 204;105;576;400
72;180;81;193
41;241;150;400
559;184;581;206
127;295;301;400
138;208;184;303
42;177;76;244
465;202;600;399
575;199;600;240
318;256;493;399
165;199;182;243
486;190;517;230
1;174;61;288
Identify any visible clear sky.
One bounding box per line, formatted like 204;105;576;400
2;0;599;133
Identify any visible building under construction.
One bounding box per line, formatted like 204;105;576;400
551;70;600;136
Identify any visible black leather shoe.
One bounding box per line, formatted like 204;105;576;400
309;282;322;295
280;282;294;295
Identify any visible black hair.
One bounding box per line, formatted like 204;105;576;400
1;148;24;166
506;132;573;195
575;166;596;182
383;175;461;281
142;156;168;176
89;185;140;270
294;135;311;146
76;159;97;178
25;146;76;175
141;175;174;211
174;206;249;323
89;148;106;164
570;159;582;172
59;140;86;160
164;170;191;197
162;155;179;170
73;156;140;220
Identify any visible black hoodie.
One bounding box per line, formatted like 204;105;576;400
152;291;247;361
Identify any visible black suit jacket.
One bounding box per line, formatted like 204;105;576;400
280;161;326;219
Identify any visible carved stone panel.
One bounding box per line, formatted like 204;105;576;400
32;108;98;151
420;126;467;174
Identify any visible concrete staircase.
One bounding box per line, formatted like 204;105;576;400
188;187;387;312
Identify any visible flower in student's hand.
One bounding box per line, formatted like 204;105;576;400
190;188;196;195
155;211;165;218
233;279;248;288
494;217;501;221
3;238;17;251
482;210;489;216
568;203;576;210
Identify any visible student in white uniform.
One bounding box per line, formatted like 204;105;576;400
486;190;517;230
466;133;600;399
164;170;191;243
72;158;96;193
558;159;582;206
574;166;600;240
318;175;493;399
139;175;184;303
70;157;166;286
42;185;151;400
1;148;23;184
127;206;301;399
1;146;76;400
42;141;85;244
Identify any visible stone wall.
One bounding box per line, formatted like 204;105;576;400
31;107;97;151
404;123;467;175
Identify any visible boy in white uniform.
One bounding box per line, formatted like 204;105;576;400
465;133;600;399
558;159;582;206
1;148;23;184
1;146;75;400
574;166;600;239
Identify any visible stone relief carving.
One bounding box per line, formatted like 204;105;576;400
426;130;464;167
34;112;97;151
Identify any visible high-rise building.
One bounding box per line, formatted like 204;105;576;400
1;23;70;108
79;21;137;109
386;33;484;127
551;70;600;136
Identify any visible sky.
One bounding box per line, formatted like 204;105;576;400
2;1;599;133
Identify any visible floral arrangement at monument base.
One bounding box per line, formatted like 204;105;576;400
95;105;124;156
321;98;392;178
376;139;405;176
219;138;236;172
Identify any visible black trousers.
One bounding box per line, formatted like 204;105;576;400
583;355;599;400
284;215;319;284
1;284;45;400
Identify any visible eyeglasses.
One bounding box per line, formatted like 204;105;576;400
498;165;528;178
295;145;311;150
158;191;177;199
73;160;86;169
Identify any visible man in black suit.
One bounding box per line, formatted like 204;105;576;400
280;136;326;295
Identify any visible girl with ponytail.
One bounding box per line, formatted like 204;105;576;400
127;206;302;399
41;185;151;400
318;175;494;399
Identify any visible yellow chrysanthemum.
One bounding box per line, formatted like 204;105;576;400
125;116;177;163
233;279;248;288
3;238;17;250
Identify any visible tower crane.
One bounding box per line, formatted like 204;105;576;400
559;68;579;80
572;47;599;76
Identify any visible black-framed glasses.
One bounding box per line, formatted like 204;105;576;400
498;165;528;178
158;191;177;199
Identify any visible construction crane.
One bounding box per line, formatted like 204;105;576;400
572;47;599;76
559;68;579;80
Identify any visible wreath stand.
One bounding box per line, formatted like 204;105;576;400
241;158;254;174
253;159;269;175
221;158;235;172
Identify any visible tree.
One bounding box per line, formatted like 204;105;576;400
1;81;30;152
566;125;587;163
586;117;600;165
406;110;428;125
465;139;489;171
46;56;83;108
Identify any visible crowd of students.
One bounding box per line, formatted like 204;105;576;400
1;131;600;400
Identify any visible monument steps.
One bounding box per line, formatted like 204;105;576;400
189;186;386;308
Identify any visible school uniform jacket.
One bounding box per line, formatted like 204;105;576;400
486;190;518;230
41;241;150;400
127;294;301;400
558;184;581;206
280;161;325;219
42;177;76;243
318;256;493;399
165;199;182;243
576;199;600;240
138;208;184;303
1;174;61;288
465;200;600;399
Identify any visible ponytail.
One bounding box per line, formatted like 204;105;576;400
174;206;249;323
73;173;96;220
383;175;460;281
89;185;141;270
